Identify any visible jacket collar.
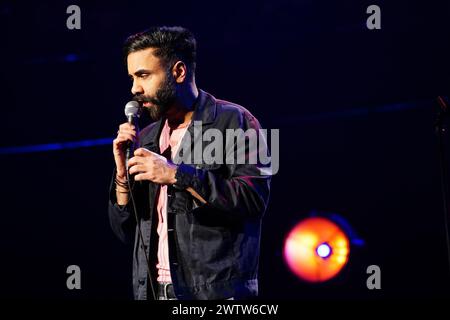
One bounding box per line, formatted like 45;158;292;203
191;89;217;125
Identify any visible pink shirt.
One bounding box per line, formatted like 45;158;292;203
156;119;190;283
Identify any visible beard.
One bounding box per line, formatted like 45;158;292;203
133;71;176;121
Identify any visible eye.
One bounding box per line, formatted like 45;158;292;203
139;73;150;79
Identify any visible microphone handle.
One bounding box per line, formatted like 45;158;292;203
125;115;138;171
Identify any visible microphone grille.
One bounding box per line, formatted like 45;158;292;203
124;101;141;117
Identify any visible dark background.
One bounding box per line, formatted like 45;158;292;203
1;0;450;299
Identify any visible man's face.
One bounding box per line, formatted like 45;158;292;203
127;48;176;120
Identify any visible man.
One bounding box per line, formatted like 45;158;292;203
108;26;271;300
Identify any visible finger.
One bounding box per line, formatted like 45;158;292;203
114;135;133;147
128;156;146;167
117;133;135;143
128;164;145;175
134;148;152;157
134;173;145;181
117;129;137;138
119;123;136;131
117;131;135;139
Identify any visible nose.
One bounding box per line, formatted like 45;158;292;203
131;80;144;95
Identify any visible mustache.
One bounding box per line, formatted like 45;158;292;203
132;94;159;105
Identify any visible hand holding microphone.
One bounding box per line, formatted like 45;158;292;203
113;100;177;187
113;101;141;180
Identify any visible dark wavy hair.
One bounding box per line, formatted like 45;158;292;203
123;26;197;78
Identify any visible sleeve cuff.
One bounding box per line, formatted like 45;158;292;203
174;163;196;190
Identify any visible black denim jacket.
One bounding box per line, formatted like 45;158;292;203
108;90;271;300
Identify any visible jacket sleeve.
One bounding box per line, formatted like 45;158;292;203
108;168;137;244
174;111;272;220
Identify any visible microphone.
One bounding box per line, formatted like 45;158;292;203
124;101;141;171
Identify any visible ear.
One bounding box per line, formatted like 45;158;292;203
172;61;188;83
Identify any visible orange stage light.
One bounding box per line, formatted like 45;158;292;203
283;217;350;282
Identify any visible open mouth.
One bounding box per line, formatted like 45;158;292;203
142;101;152;107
